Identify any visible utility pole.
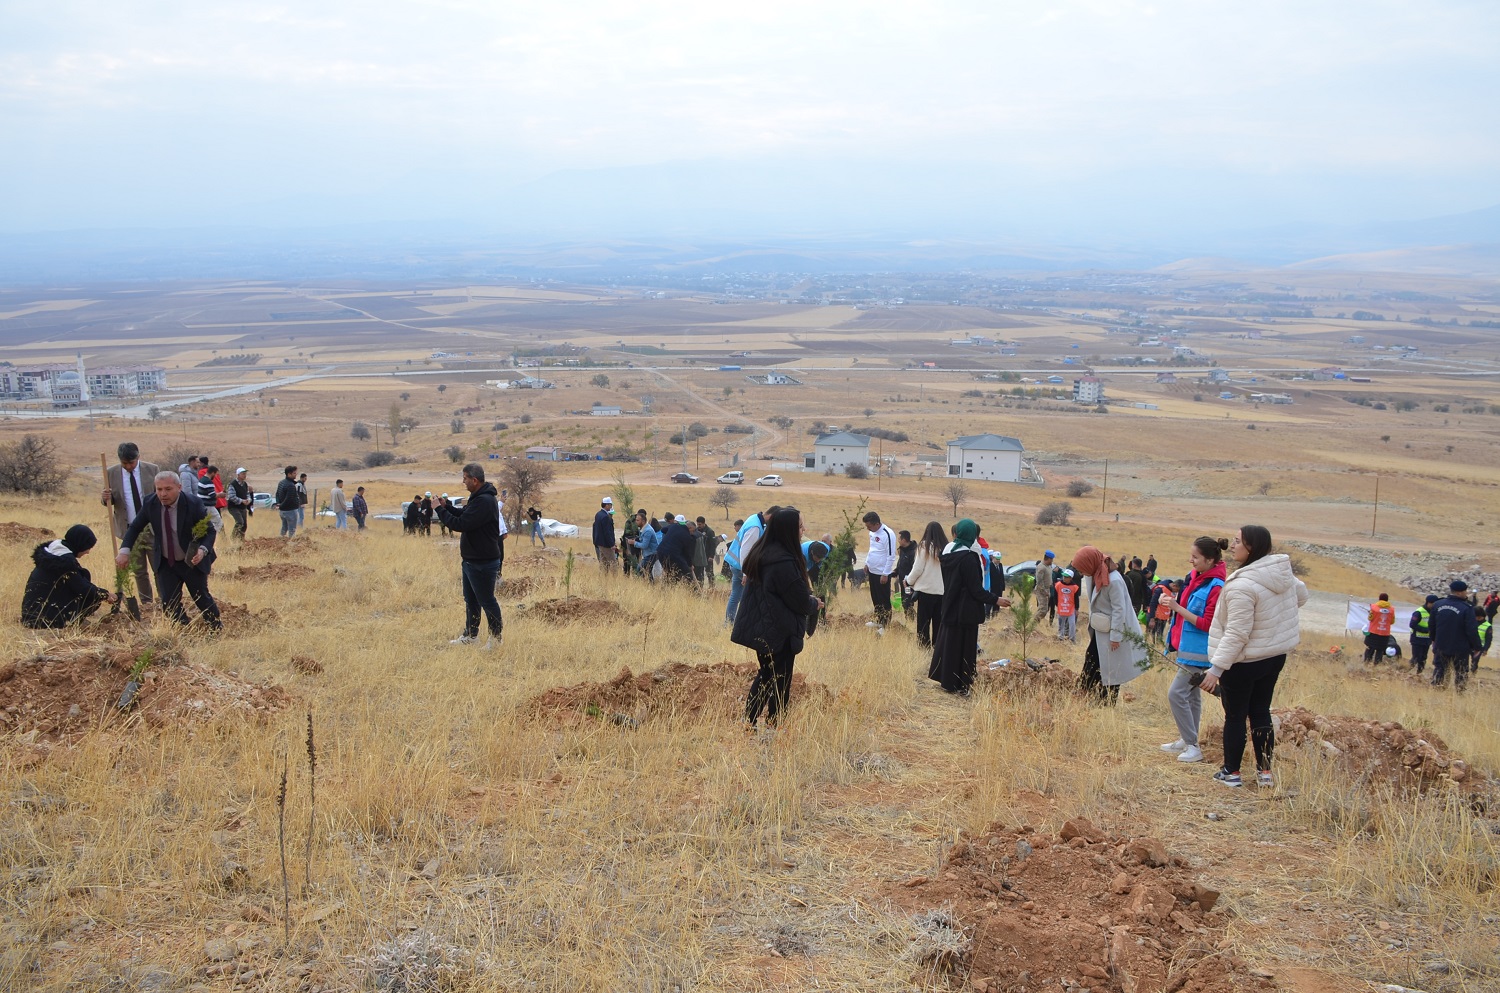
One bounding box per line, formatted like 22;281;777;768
681;422;688;471
695;437;700;472
876;436;883;491
1101;458;1108;513
1371;473;1380;537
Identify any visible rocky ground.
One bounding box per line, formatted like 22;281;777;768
1285;541;1498;597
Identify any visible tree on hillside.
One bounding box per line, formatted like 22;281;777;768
388;403;404;446
350;421;371;441
944;480;968;518
498;460;556;531
591;373;610;388
0;435;69;494
709;485;739;520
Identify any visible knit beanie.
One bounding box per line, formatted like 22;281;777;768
62;524;97;555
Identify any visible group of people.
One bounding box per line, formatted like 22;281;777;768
591;496;726;586
1378;584;1494;690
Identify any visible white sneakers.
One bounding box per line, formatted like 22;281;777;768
450;634;501;648
1160;739;1186;753
450;634;476;645
1177;746;1203;763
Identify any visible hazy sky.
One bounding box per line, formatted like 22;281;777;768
4;0;1498;240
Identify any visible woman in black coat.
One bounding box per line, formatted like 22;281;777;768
732;507;822;728
930;518;1010;695
21;525;115;629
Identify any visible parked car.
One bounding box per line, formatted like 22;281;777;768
251;492;275;509
1005;560;1038;583
670;472;699;484
755;474;783;487
716;471;744;484
536;518;579;538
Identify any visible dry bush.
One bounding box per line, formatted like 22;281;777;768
1035;500;1073;526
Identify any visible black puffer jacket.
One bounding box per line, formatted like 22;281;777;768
21;541;109;629
731;542;817;655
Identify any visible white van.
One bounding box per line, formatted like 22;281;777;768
717;471;745;484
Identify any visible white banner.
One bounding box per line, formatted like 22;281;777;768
1345;600;1413;637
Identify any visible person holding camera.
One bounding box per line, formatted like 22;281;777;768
1159;537;1229;765
433;464;503;649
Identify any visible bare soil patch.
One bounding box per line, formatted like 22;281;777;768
218;601;280;634
892;817;1275;993
518;548;564;566
523;597;624;623
501;575;542;598
236;562;315;581
0;522;54;544
1273;706;1488;791
527;661;830;726
290;655;324;675
0;637;291;745
979;659;1085;698
239;536;316;556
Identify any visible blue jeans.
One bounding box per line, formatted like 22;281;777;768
334;509;347;529
297;507;305;528
461;557;503;638
279;510;298;537
725;566;745;623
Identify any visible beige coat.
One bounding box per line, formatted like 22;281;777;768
1207;553;1308;676
903;545;944;595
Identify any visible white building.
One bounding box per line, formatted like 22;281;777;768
810;431;871;473
946;434;1025;482
1073;376;1103;404
87;365;166;397
590;405;622;416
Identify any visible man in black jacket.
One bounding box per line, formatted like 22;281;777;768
656;512;695;581
22;525;116;628
275;466;300;538
593;496;616;569
434;463;502;649
116;471;221;630
1431;580;1482;690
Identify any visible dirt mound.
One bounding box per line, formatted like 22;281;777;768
527;661;830;725
819;612;878;631
0;522;54;544
236;563;315;581
893;817;1273;993
518;548;564;565
501;575;542;598
0;637;292;744
980;659;1084;697
1272;706;1488;791
239;536;316;556
522;597;623;623
290;655;324;675
218;602;280;634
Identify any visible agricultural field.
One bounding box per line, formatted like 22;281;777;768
1;269;1498;991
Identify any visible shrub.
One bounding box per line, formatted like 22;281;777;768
519;413;532;424
363;450;396;468
450;417;465;434
445;445;464;463
350;421;371;441
1065;480;1094;498
1035;501;1073;526
0;435;69;494
492;422;508;431
844;463;869;480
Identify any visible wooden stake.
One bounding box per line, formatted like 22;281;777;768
99;454;118;554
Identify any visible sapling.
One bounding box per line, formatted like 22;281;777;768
562;548;576;598
117;649;154;710
304;710;316;891
1007;573;1043;662
276;750;291;945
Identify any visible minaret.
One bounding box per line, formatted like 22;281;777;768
76;352;90;404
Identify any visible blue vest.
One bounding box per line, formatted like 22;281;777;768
724;514;762;571
801;540;829;570
1173;576;1223;665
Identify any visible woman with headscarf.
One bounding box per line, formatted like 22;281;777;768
905;521;947;649
22;525;116;628
931;519;1009;695
1070;545;1147;704
732;506;823;728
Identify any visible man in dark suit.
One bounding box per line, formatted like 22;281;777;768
116;470;221;631
100;441;159;605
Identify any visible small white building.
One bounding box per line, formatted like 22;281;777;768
1073;376;1103;404
590;405;622;416
810;431;871;473
946;434;1025;482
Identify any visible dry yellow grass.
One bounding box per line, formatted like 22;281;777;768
1;485;1498;991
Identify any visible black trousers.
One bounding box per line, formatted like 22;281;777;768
1218;654;1286;774
868;574;892;625
1410;636;1431;672
1432;651;1470;690
156;560;222;630
745;643;798;726
1080;631;1119;704
915;591;942;648
1363;632;1391;662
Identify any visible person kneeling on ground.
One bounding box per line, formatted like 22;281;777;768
22;525;116;628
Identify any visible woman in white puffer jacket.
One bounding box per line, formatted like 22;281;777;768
1200;524;1307;789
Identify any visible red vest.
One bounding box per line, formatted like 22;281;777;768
1054;583;1076;616
1369;604;1394;636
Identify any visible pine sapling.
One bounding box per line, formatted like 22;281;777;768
304;709;316;891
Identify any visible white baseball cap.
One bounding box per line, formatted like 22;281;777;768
235;467;246;474
440;493;448;499
425;491;432;497
602;496;613;504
